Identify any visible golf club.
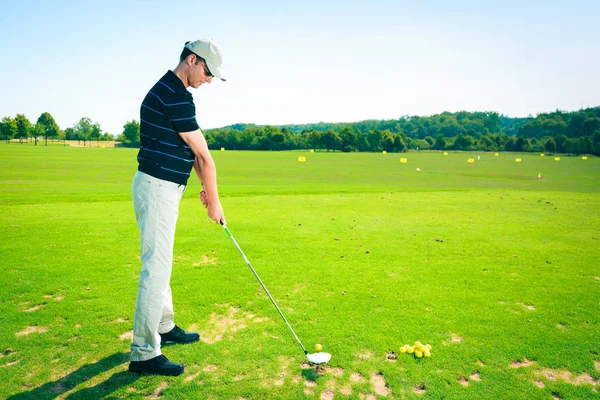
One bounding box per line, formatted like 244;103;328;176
221;222;331;365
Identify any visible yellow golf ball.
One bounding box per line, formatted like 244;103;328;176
425;344;432;350
399;346;407;354
407;346;415;354
315;344;323;352
424;350;431;358
415;351;423;358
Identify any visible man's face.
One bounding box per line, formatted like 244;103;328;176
189;56;213;88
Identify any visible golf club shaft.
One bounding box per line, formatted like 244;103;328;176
222;224;308;355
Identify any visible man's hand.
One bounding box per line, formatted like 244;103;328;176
207;202;225;225
199;190;209;208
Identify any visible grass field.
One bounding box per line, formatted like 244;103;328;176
1;144;599;399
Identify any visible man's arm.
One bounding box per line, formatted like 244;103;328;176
178;129;225;224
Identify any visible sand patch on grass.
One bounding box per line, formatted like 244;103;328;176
324;366;344;376
24;304;44;312
458;377;469;386
477;360;485;367
535;369;598;387
350;372;365;383
511;359;534;368
43;294;64;301
203;364;218;372
516;302;536;311
358;351;373;359
556;323;565;329
0;359;22;368
386;350;397;361
320;389;335;400
551;392;563;399
120;331;133;341
147;382;168;399
340;384;352;395
534;380;545;388
443;334;463;345
470;372;481;381
273;356;292;386
184;372;201;382
16;326;48;336
305;380;317;388
201;305;267;343
371;372;390;396
193;255;217;266
113;318;129;323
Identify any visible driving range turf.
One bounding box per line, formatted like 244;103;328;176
1;144;599;399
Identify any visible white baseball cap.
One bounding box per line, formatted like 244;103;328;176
184;38;226;81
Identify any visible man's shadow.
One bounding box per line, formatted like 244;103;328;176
8;351;140;400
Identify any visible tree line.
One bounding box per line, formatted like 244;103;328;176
0;113;138;146
1;107;599;155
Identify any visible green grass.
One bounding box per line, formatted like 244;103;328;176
1;144;599;399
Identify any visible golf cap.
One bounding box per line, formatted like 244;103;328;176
185;38;226;81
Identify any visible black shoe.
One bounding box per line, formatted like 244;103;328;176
128;354;184;376
160;325;200;346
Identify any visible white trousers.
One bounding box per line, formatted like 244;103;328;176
131;171;185;361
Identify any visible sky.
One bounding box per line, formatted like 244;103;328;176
1;0;599;135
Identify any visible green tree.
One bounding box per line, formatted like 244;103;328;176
0;116;17;143
453;134;475;151
122;120;140;147
270;131;285;150
36;112;61;146
544;137;557;153
339;126;356;152
433;134;446;150
307;130;321;151
31;123;45;145
14;114;31;143
89;123;103;145
72;117;95;145
320;130;341;152
592;130;600;156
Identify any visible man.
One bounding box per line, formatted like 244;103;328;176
128;38;226;376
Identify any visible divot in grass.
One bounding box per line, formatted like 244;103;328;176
201;305;268;343
23;304;44;312
458;376;469;386
511;359;534;368
184;371;201;382
535;368;599;387
413;384;426;395
147;382;168;399
119;331;133;341
516;302;536;311
350;372;365;383
193;254;217;266
371;372;390;397
443;334;463;345
0;359;22;368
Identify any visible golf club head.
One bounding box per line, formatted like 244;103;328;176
307;352;332;364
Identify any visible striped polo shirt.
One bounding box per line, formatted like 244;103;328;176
137;70;199;185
